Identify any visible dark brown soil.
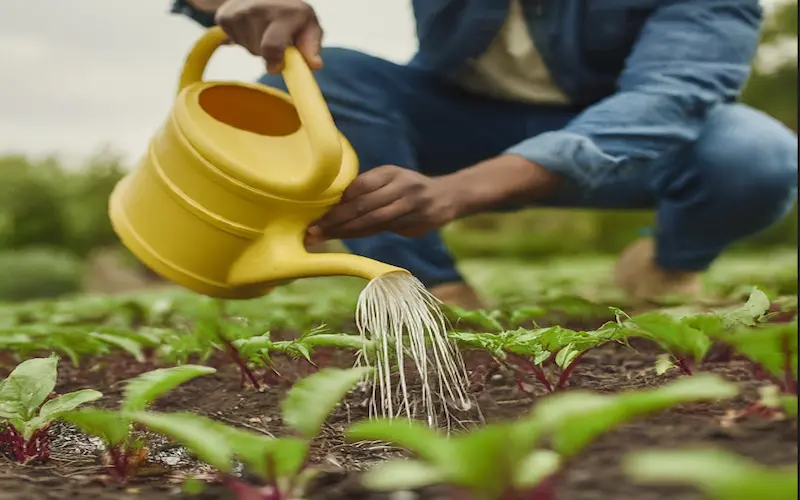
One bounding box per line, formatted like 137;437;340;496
1;339;796;500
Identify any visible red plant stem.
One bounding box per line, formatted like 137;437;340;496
0;425;50;463
221;475;275;500
781;336;798;394
556;352;586;389
747;360;792;393
505;352;554;393
676;357;693;376
108;446;126;482
0;425;25;462
530;365;554;393
219;336;261;390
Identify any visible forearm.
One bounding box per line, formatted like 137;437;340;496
443;154;562;218
506;0;761;190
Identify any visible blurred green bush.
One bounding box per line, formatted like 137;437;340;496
0;151;125;257
0;248;84;302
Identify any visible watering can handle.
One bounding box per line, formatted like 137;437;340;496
177;26;343;197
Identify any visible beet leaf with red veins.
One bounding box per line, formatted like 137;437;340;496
0;354;102;463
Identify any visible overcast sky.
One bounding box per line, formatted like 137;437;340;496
0;0;788;167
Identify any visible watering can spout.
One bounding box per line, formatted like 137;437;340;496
227;236;406;288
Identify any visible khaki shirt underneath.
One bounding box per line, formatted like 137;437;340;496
457;0;571;105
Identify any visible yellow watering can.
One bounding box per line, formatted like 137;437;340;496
109;26;404;299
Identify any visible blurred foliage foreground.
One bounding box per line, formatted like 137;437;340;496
0;1;796;302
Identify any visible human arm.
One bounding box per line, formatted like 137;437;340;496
310;0;764;241
505;0;763;190
306;157;560;242
171;0;323;73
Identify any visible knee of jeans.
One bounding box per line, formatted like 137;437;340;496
695;104;798;211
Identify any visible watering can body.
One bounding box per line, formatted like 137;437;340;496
110;27;402;299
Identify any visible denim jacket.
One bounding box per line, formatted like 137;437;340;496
170;0;763;189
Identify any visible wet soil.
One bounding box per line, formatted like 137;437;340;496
1;338;797;500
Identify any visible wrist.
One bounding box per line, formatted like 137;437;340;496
445;154;562;218
186;0;228;13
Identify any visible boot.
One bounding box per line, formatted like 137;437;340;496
429;281;487;310
614;237;703;304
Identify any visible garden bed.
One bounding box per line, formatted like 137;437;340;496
1;253;797;500
1;338;796;500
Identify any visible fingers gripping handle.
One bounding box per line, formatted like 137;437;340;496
177;26;343;197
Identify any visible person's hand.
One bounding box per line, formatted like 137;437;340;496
215;0;323;74
306;166;461;244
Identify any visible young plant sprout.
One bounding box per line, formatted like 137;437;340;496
233;327;374;386
347;373;738;500
450;324;622;394
0;354;102;463
623;448;798;500
713;322;798;395
529;373;738;459
356;272;472;426
617;288;774;376
64;364;216;482
126;367;372;500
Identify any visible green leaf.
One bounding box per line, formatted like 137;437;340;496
297;333;370;351
346;419;451;463
232;334;274;361
127;411;308;480
182;477;207;495
0;354;59;422
350;419;544;499
510;306;547;325
446;423;529;497
447;307;505;332
23;389;102;440
629;313;712;362
121;365;216;412
722;288;772;328
88;332;145;363
125;411;235;472
64;409;131;446
759;385;798;418
361;459;447;491
514;450;561;488
224;432;308;480
716;323;797;379
654;354;676;375
532;373;738;458
554;342;580;369
281;367;371;439
780;395;798;418
623;448;798;500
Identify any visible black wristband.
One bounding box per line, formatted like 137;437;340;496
170;0;217;28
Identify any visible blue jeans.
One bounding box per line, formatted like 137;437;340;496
259;48;798;287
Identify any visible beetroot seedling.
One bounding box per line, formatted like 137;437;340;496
348;374;737;500
64;364;215;482
624;448;797;499
451;324;620;394
126;367;372;500
233;328;374;387
0;354;101;463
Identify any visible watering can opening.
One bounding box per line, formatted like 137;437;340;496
109;26;407;300
197;85;302;138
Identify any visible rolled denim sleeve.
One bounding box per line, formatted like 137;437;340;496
506;0;763;189
170;0;217;27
